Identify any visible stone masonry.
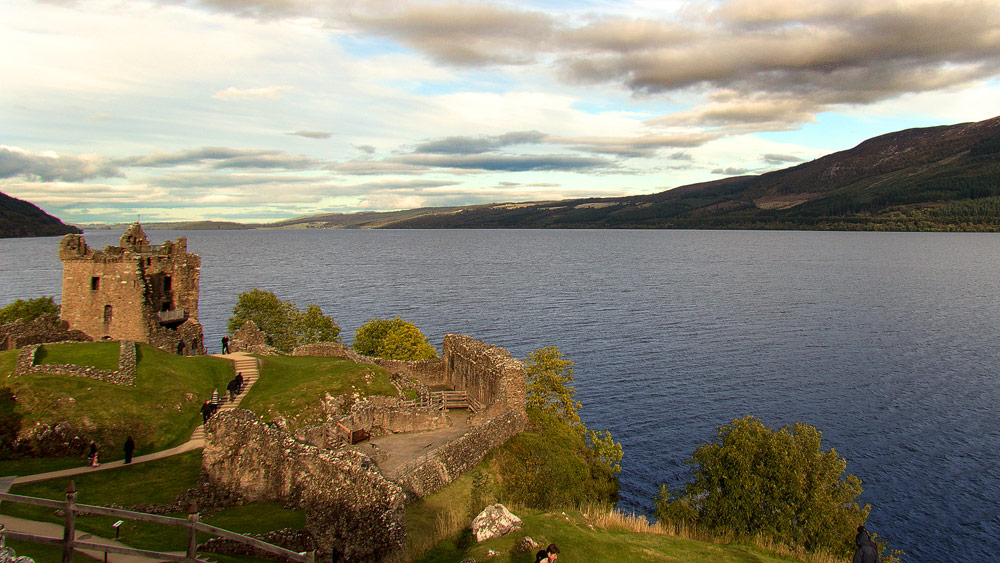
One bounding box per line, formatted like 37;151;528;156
14;340;137;386
203;409;406;561
58;222;205;355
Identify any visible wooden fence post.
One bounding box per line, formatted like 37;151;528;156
186;501;199;560
62;480;76;563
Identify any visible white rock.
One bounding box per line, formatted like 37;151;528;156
471;503;522;542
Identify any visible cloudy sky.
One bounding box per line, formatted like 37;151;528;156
3;0;999;224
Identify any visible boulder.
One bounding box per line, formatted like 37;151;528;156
471;503;522;542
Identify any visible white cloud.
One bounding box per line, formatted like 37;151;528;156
213;85;295;100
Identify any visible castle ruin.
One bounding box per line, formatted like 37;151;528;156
58;223;205;355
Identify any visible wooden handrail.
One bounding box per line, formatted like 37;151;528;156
0;483;315;563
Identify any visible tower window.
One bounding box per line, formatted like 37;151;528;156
91;277;100;291
103;305;113;324
164;276;172;291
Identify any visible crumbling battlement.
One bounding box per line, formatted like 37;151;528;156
58;223;204;356
204;409;406;562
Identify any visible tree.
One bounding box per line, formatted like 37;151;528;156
525;346;581;428
491;347;622;509
352;317;437;360
655;415;869;555
228;289;340;352
296;304;342;345
0;296;59;325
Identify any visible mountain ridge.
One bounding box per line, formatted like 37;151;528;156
0;190;81;238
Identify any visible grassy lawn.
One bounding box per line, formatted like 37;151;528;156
0;348;17;378
0;450;306;555
240;355;398;432
4;342;233;461
36;341;120;370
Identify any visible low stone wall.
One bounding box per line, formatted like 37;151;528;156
203;409;406;561
0;313;91;351
14;340;137;386
395;407;527;499
198;528;314;559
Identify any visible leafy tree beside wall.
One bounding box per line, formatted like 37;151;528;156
493;346;623;508
0;296;59;325
655;415;871;557
228;289;341;353
352;317;437;360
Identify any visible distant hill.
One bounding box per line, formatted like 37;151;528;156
81;220;254;231
0;190;81;238
325;115;1000;231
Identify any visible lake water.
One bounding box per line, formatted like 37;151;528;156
2;229;998;562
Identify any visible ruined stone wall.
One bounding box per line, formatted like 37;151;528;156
203;409;406;561
58;223;204;355
394;407;527;499
229;321;279;355
0;314;91;351
14;340;137;385
441;334;527;418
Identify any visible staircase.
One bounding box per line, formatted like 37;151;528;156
190;353;260;443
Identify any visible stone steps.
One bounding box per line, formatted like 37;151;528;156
190;354;260;442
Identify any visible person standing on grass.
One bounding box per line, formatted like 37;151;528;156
123;435;135;464
86;441;99;467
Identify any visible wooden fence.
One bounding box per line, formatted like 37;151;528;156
0;481;314;562
400;390;478;411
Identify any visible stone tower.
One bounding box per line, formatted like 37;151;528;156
58;222;205;355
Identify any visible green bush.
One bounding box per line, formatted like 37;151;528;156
352;317;437;360
0;296;59;324
656;415;868;556
228;289;341;352
493;409;618;509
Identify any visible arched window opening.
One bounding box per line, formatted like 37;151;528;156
103;305;113;324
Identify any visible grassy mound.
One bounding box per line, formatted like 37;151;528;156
239;355;398;432
1;342;232;459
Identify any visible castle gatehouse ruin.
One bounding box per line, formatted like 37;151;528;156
58;222;205;355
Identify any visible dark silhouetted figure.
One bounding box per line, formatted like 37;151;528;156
123;435;135;464
86;441;99;467
853;526;880;563
221;335;230;354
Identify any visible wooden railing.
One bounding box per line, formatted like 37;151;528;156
400;390;476;411
0;481;314;562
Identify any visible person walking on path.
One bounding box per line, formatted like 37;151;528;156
201;400;214;424
211;388;221;406
123;435;135;464
86;441;99;467
227;378;238;402
235;372;244;395
221;335;230;354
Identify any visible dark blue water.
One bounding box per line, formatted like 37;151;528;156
2;229;998;562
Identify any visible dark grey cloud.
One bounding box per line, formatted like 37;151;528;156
288;130;333;139
548;133;719;157
414;130;546;154
763;153;804;165
0;147;122;182
712;166;754;175
392;153;610;172
118;147;323;170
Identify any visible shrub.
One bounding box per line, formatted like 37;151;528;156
352;317;437;360
656;415;869;556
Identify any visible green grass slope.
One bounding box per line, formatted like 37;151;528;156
238;355;398;432
2;342;233;458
